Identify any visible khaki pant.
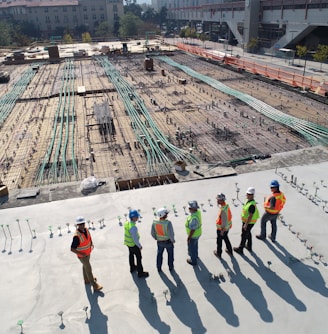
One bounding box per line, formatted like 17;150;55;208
78;255;96;286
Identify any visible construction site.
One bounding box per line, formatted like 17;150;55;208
1;41;328;196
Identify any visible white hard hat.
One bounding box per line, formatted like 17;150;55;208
157;207;169;218
76;216;86;224
188;200;199;209
246;187;255;195
216;193;226;201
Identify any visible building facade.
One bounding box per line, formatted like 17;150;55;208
153;0;328;52
0;0;124;38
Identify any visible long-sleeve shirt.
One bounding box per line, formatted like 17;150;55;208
130;225;141;248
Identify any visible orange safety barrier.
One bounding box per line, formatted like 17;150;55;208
176;43;328;97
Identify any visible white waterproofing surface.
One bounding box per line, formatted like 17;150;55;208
1;162;328;334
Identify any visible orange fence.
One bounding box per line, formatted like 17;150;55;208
176;43;328;97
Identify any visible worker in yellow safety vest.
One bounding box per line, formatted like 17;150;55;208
124;209;149;278
256;180;286;243
151;208;175;272
185;200;202;266
234;187;260;255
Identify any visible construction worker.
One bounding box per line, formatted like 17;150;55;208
213;193;233;259
71;216;103;291
124;209;149;278
256;180;286;243
151;207;175;272
185;200;202;266
234;187;260;255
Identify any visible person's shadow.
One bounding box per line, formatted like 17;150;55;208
85;286;108;334
132;275;170;333
221;257;273;323
159;270;207;333
193;259;239;327
267;242;328;297
243;251;306;311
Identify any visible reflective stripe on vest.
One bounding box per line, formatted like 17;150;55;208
216;204;232;230
153;220;169;241
241;200;260;224
124;221;139;247
185;209;202;238
75;229;92;258
264;192;286;214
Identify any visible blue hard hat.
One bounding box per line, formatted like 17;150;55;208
129;209;140;219
270;180;280;188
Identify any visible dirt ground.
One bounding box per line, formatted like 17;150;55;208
0;52;327;191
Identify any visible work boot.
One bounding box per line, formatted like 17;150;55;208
138;271;149;278
233;247;244;255
225;249;233;257
93;282;103;291
213;250;221;259
245;245;253;252
256;235;266;241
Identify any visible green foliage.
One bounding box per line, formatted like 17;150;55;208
313;44;328;70
124;3;142;18
82;32;92;43
63;34;73;44
247;37;259;53
0;20;12;46
296;45;307;59
119;13;142;37
95;21;112;37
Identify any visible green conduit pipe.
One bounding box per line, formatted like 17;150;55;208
0;64;41;125
157;56;328;147
95;56;199;175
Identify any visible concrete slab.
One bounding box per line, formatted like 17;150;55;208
1;154;328;333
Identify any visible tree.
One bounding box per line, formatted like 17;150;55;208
247;37;259;53
0;20;12;46
158;6;168;26
95;21;112;38
142;7;157;24
124;3;142;18
296;45;307;65
63;34;73;44
82;32;92;43
313;44;328;71
119;13;142;37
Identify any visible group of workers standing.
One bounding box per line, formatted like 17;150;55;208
70;179;286;291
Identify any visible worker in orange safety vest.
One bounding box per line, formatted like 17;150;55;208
213;193;233;259
256;180;286;243
71;216;103;291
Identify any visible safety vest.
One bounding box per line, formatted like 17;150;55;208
75;229;92;258
264;192;286;214
241;200;260;224
216;204;232;230
153;220;170;241
124;221;139;247
185;209;202;238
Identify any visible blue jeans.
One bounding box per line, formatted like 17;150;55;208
260;212;278;241
188;238;199;265
157;240;174;270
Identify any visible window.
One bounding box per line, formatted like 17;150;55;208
63;7;67;12
55;16;59;23
45;16;50;22
84;14;88;20
100;14;105;20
